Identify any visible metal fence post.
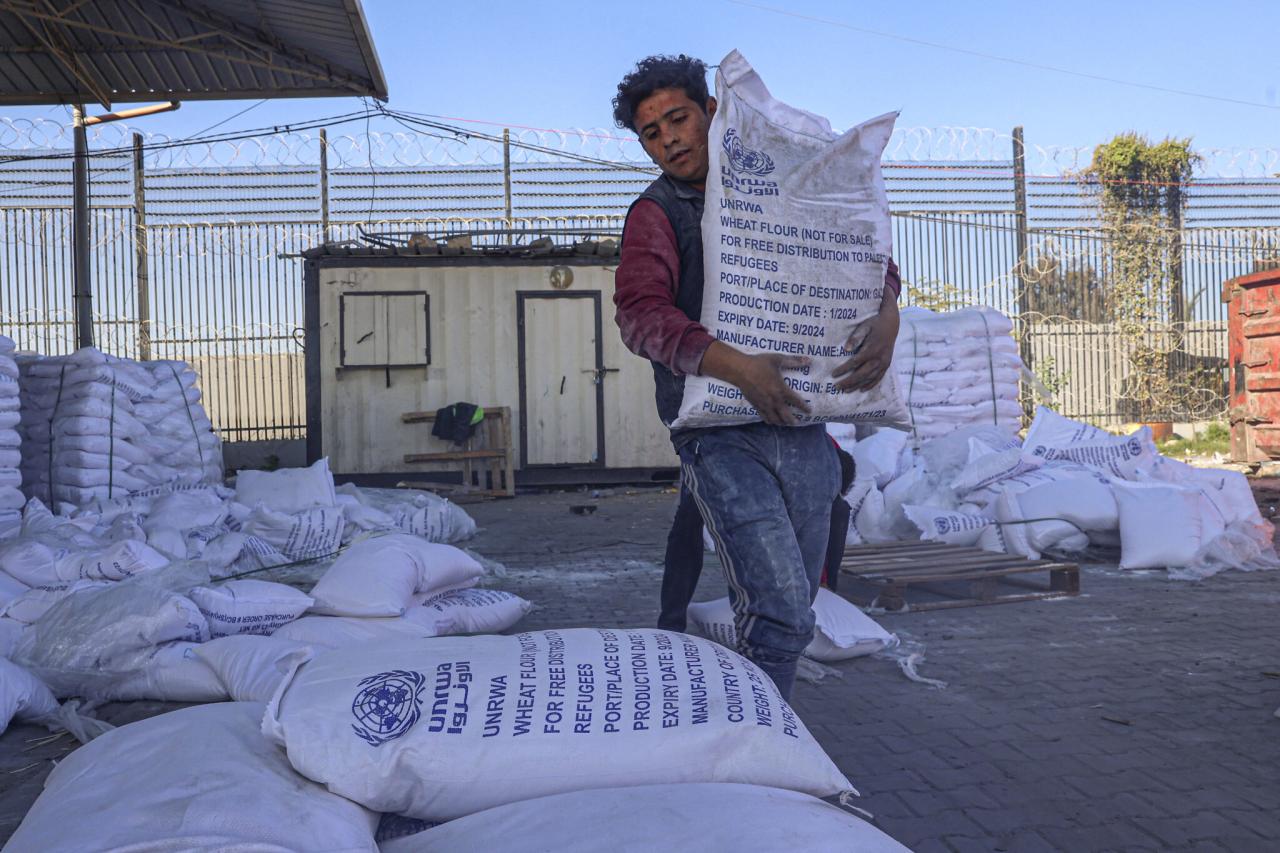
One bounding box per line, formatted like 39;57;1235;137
1012;126;1035;402
71;104;94;350
503;128;513;228
1168;181;1186;416
132;132;150;360
319;128;330;242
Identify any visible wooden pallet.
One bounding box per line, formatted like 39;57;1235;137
840;541;1080;612
398;406;515;498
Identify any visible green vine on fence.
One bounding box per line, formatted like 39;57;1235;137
1084;133;1198;421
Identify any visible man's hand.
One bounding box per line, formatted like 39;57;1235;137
700;342;811;426
832;293;899;392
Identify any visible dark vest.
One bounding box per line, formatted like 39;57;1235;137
624;174;705;441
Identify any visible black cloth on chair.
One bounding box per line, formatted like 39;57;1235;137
431;402;481;445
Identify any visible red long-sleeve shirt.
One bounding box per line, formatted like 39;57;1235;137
614;198;902;377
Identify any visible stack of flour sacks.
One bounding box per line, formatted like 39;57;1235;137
1;517;528;705
894;306;1023;440
0;337;20;536
228;458;479;575
0;524;914;850
0;456;496;699
833;407;1274;578
6;629;911;852
17;347;223;506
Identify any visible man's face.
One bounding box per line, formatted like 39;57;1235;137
634;87;717;185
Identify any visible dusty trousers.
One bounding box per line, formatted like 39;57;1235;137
678;422;840;699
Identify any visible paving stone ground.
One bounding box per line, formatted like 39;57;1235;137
1;486;1277;851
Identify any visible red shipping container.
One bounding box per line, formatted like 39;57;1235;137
1223;268;1280;462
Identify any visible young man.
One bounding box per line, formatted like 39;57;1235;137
612;54;901;699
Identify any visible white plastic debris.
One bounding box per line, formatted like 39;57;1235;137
0;655;58;734
13;563;212;699
97;640;228;703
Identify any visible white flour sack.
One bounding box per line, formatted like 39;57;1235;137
687;588;896;662
189;579;314;638
672;50;908;429
403;587;533;636
6;702;378;853
265;628;853;820
378;783;910;853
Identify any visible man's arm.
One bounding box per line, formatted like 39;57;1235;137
614;200;810;425
614;200;715;376
831;257;902;393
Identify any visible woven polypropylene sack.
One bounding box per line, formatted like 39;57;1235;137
379;783;909;853
672;50;906;429
5;702;377;852
265;628;853;821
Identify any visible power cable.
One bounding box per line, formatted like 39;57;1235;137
186;98;269;140
727;1;1280;111
363;97;378;224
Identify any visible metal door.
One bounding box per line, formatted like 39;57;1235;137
517;291;607;466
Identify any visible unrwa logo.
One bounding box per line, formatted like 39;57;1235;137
722;129;775;176
351;670;426;747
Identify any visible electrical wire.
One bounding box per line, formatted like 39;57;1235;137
186;98;269;140
391;109;635;142
363;97;378;224
727;0;1280;112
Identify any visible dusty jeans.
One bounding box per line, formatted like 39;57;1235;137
677;422;840;700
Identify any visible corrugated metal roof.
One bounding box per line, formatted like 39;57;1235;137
0;0;387;107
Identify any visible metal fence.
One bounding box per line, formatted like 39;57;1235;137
2;115;1280;440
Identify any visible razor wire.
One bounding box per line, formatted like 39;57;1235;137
8;114;1277;177
0;212;629;256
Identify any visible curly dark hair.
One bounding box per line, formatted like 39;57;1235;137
611;54;710;132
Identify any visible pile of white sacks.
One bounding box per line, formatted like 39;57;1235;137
1;480;905;850
895;306;1024;439
0;337;20;536
831;406;1276;579
0;458;501;710
17;347;223;506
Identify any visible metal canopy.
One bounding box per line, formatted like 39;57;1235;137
0;0;387;108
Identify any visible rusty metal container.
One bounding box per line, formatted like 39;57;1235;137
1223;268;1280;462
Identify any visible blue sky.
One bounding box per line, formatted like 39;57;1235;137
5;0;1279;163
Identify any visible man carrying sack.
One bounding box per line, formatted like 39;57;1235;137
612;52;901;698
